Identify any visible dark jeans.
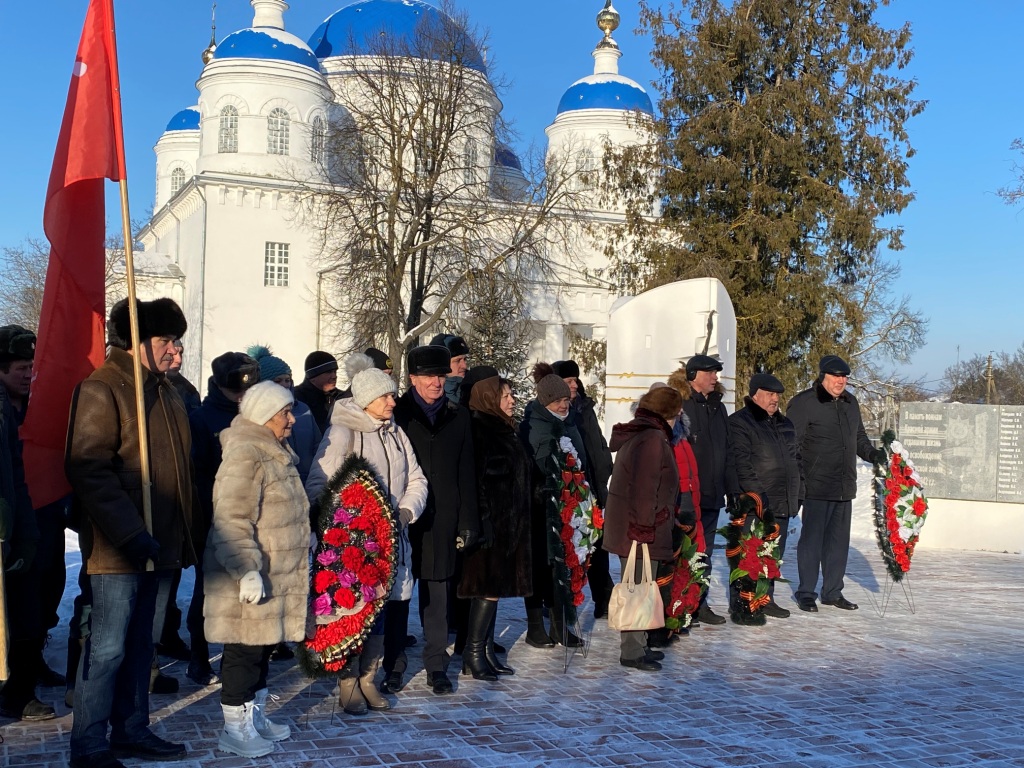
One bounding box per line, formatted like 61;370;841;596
697;505;723;607
382;599;409;676
221;644;272;707
70;572;168;759
796;499;852;603
418;579;450;674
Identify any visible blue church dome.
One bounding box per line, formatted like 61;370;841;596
309;0;485;72
166;107;200;132
495;144;522;172
212;28;320;71
556;74;654;116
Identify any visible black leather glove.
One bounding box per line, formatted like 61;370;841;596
121;531;161;569
871;448;887;467
455;529;480;553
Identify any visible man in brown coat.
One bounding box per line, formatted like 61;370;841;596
66;298;196;768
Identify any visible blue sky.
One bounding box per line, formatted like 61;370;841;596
2;1;1021;391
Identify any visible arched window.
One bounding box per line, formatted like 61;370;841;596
218;105;238;153
310;116;326;164
577;149;597;190
463;139;478;186
170;167;186;196
267;108;290;156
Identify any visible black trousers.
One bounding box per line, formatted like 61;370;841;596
697;505;722;607
382;599;409;676
796;499;852;603
587;541;613;609
221;644;272;706
418;579;450;674
36;501;68;634
158;568;184;645
186;563;210;664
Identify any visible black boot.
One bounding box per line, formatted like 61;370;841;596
461;599;498;681
525;607;555;648
484;604;514;675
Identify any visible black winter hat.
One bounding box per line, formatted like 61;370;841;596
107;298;187;349
0;325;36;363
685;353;723;381
551;360;580;379
304;350;338;378
364;347;393;371
212;352;260;392
428;333;470;358
408;345;452;376
748;373;785;397
818;355;852;376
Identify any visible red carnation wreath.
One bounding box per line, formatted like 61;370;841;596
298;454;399;676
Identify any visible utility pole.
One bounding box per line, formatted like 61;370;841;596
985;353;997;404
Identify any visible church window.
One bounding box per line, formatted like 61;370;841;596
264;242;290;287
463;139;478;185
577;149;597;190
170;167;186;196
414;135;435;178
218;106;238;153
267;108;290;156
311;116;326;164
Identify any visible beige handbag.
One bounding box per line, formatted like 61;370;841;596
608;541;665;631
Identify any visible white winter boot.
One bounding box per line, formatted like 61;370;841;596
219;701;275;757
253;688;291;741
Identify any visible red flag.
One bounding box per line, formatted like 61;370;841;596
21;0;125;508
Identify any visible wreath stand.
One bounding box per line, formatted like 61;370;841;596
556;605;590;674
869;571;916;618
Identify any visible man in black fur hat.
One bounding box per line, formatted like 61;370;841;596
65;298;196;768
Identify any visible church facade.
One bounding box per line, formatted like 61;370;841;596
138;0;653;386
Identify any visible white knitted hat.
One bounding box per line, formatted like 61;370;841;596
239;381;294;426
347;352;396;408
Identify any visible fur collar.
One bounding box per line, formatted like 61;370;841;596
815;380;852;404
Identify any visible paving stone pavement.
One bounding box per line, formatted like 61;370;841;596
3;533;1024;768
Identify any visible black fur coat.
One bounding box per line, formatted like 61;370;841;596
458;411;533;599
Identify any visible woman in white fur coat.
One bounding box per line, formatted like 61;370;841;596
204;381;311;757
305;354;427;714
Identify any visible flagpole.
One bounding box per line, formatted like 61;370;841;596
105;1;155;568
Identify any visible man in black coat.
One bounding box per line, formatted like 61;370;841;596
670;354;733;626
394;345;480;695
552;359;614;617
787;355;882;613
294;351;339;433
727;373;803;621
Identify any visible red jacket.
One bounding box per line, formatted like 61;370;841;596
673;439;705;552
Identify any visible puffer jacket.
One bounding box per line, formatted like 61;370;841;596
306;398;428;601
204;417;310;646
727;397;804;518
787;380;876;501
66;347;197;574
603;408;679;562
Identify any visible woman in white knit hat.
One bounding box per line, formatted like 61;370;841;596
305;353;428;715
204;381;311;757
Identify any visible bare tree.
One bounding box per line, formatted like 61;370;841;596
0;238;49;329
297;3;586;371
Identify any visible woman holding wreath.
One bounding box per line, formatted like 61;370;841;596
305;354;427;714
603;385;682;672
204;381;311;756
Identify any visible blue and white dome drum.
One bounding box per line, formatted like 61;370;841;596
556;73;653;116
308;0;485;71
165;107;201;132
211;27;321;71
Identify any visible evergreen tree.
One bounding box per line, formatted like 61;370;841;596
606;0;925;389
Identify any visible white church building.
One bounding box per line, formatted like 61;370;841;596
138;0;654;386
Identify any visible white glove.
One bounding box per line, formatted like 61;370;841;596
239;570;265;604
